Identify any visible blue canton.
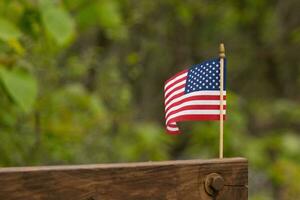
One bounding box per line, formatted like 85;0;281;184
185;58;226;94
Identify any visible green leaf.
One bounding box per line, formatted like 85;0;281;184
176;5;193;25
38;0;56;11
97;0;122;29
0;18;21;41
41;7;75;45
75;0;126;39
0;67;38;112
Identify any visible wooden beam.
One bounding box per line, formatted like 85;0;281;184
0;157;247;200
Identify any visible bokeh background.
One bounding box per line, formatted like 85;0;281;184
0;0;300;199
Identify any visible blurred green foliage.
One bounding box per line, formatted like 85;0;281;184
0;0;300;199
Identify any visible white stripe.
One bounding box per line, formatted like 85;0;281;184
167;126;179;131
166;100;226;116
165;90;227;110
166;109;226;124
164;88;185;103
164;80;186;97
164;73;188;90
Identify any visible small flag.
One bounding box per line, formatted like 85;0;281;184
164;58;226;134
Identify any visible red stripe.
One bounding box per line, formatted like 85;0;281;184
168;124;178;128
165;95;227;113
166;124;181;134
166;129;181;134
164;76;186;92
165;84;186;99
164;69;188;86
168;114;226;124
164;91;185;106
166;114;226;134
165;105;226;119
164;76;186;93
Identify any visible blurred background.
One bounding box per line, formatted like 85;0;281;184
0;0;299;199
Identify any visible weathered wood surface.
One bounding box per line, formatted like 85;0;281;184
0;157;248;200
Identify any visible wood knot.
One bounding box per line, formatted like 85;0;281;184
204;173;224;196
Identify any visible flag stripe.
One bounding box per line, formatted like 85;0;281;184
166;104;226;119
168;124;178;128
169;115;225;124
165;87;185;103
164;71;188;90
165;90;226;110
165;91;185;106
164;80;186;97
166;109;226;124
166;98;226;114
167;126;179;131
166;129;180;134
164;76;187;93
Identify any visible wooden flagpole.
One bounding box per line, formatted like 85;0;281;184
219;43;225;159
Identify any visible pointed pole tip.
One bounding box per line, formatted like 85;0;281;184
219;43;225;58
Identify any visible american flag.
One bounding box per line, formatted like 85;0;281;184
164;58;226;134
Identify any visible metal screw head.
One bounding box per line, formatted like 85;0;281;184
204;173;225;196
211;175;224;191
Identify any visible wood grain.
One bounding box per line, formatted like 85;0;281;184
0;157;248;200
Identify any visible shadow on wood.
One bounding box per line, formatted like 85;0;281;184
0;157;247;200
